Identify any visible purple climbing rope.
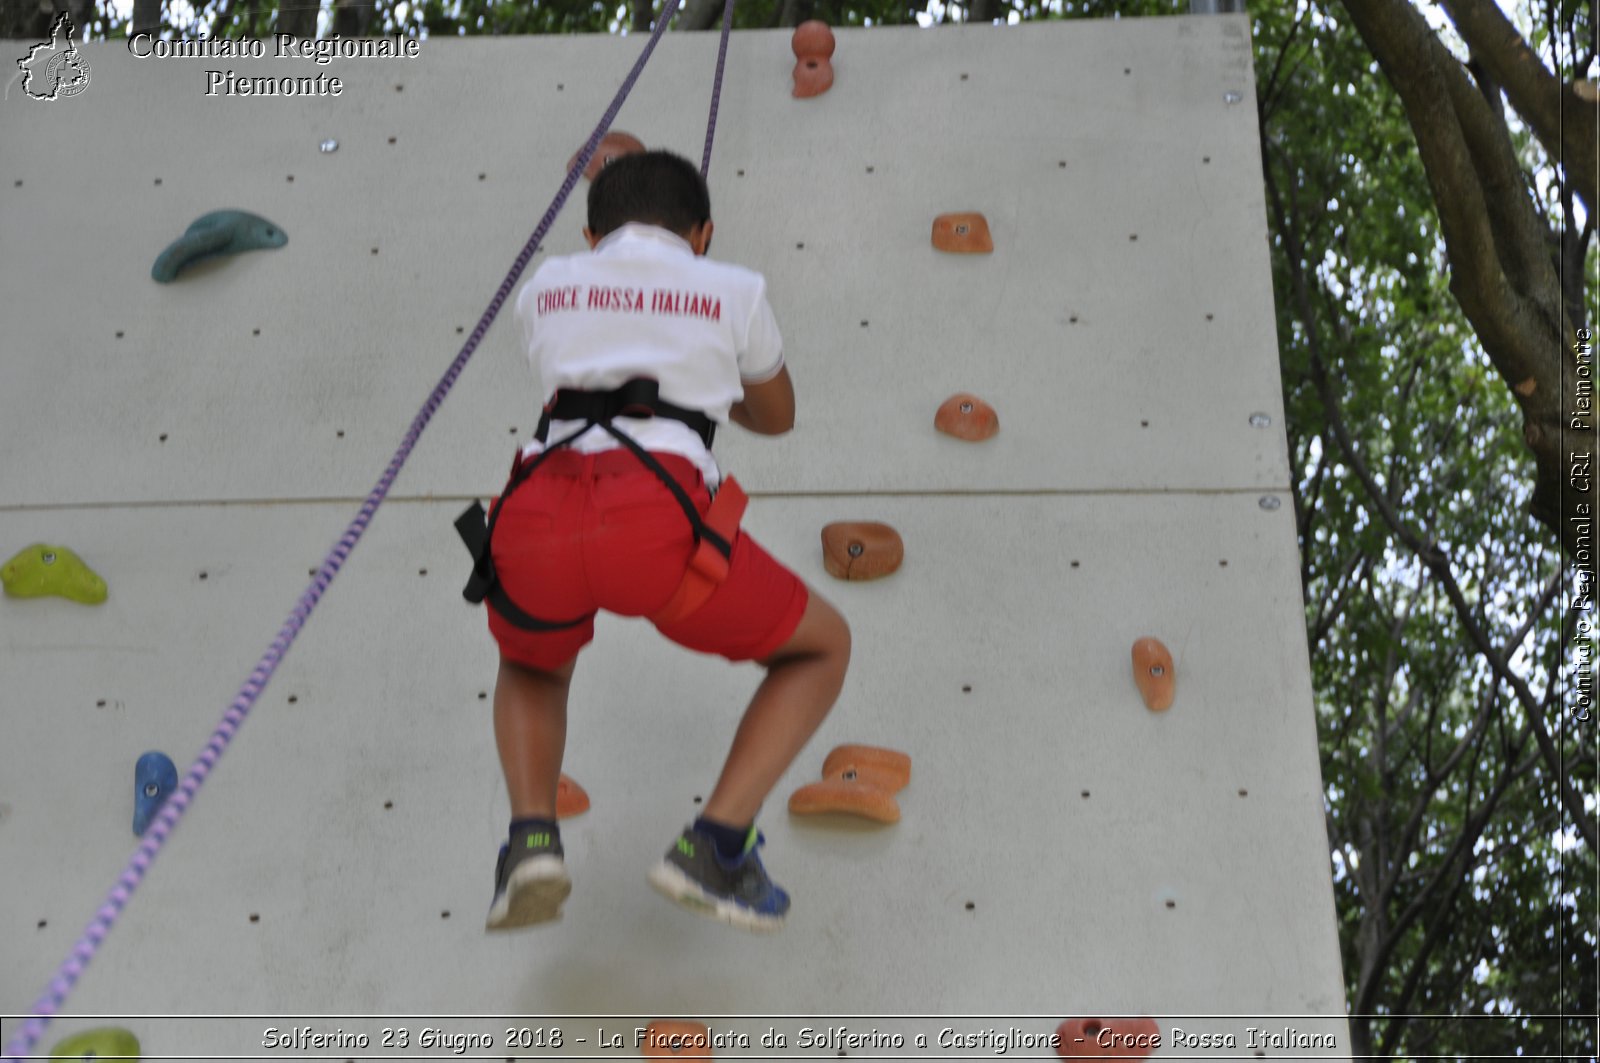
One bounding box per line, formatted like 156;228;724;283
700;0;737;177
0;2;719;1058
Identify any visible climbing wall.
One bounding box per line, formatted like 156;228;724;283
1;15;1352;1060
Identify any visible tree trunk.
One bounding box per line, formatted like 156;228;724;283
1339;0;1593;560
333;0;372;38
968;0;1000;21
131;0;160;35
632;0;653;33
276;0;320;39
675;0;724;30
1439;0;1597;217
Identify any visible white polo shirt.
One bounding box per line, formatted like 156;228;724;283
513;223;785;485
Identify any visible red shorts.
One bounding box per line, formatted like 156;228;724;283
485;448;808;670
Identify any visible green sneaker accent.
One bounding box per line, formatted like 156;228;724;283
525;832;551;849
677;837;696;858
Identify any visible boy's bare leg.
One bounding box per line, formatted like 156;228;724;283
701;592;851;827
493;656;577;821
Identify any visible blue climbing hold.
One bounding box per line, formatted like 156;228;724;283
133;751;177;836
151;210;287;282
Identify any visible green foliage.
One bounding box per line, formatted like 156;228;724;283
1260;0;1595;1056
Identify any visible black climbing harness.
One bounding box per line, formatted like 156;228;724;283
456;377;739;631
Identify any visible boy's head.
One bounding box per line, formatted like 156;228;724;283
584;149;713;255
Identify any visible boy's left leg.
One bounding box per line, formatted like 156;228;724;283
486;655;576;931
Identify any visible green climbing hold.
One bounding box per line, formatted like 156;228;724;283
49;1027;140;1062
151;210;287;282
2;543;107;604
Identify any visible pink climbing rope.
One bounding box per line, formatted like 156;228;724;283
0;1;738;1056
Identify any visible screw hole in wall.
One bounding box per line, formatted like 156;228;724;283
288;695;298;704
37;919;47;929
1081;790;1090;798
249;913;260;923
384;800;394;809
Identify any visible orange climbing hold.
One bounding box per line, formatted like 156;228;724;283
567;130;646;181
640;1021;713;1059
556;774;590;818
792;19;836;59
1131;637;1175;712
931;212;994;254
822;743;912;792
935;393;1000;441
1055;1017;1160;1058
821;522;903;580
788;778;901;822
792;57;834;98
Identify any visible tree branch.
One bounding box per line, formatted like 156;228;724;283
1439;0;1598;215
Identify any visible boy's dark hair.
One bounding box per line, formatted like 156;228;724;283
587;150;711;239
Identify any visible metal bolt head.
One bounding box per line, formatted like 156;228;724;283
1249;412;1272;428
1150;665;1165;678
144;783;159;798
41;551;56;565
847;542;864;557
960;402;974;413
319;139;338;153
1224;91;1243;104
1259;496;1282;511
843;769;857;781
955;224;969;235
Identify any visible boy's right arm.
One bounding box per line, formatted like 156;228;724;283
730;366;795;435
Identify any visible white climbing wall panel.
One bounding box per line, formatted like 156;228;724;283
1;16;1352;1060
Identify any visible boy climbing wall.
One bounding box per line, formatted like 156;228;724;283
467;149;851;933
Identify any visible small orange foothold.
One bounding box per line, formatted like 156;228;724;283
556;774;590;818
822;744;912;792
1055;1017;1160;1058
788;778;901;822
935;393;999;441
567;130;646;181
821;522;903;581
641;1021;713;1059
792;57;834;98
1131;637;1175;711
932;212;993;253
792;19;836;59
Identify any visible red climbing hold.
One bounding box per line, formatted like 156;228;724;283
556;774;590;818
1131;637;1175;712
792;19;836;59
789;778;901;822
935;393;1000;441
789;743;911;822
822;743;912;792
792;57;834;98
641;1020;713;1059
931;212;994;254
1055;1017;1161;1059
567;130;646;181
821;522;903;580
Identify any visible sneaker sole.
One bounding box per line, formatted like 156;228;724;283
646;860;786;933
486;858;571;931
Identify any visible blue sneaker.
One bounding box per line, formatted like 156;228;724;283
486;825;571;931
647;826;790;932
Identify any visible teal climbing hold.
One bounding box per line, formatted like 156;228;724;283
49;1027;140;1062
133;752;178;836
151;210;287;282
1;543;107;604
